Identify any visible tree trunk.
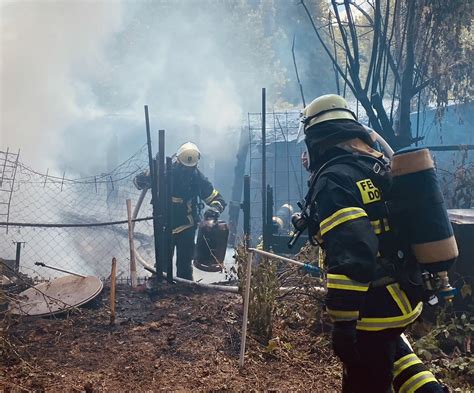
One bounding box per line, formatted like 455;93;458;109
397;0;417;148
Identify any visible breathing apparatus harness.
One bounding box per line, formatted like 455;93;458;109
289;152;455;305
289;152;388;248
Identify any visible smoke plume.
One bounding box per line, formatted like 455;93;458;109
1;1;294;176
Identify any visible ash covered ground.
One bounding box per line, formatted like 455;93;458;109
1;284;341;392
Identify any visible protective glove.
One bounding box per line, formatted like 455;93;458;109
332;320;360;365
204;207;220;220
133;171;151;190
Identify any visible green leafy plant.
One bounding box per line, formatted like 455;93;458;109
414;307;473;388
236;244;280;344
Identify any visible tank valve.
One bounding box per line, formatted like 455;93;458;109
421;271;439;306
437;271;456;302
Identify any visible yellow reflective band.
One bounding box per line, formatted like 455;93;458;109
383;218;390;231
326;309;359;322
172;196;183;203
327;274;370;292
387;283;412;315
371;219;390;235
393;354;422;378
172;215;195;234
204;189;219;204
399;371;437;393
320;207;367;236
356;302;423;331
318;247;326;269
210;200;223;210
371;220;382;235
393;353;418;369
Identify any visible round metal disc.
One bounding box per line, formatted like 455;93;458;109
9;275;103;316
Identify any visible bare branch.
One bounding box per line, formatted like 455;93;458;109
331;0;356;69
349;1;374;25
291;35;306;107
372;0;390;96
299;0;355;93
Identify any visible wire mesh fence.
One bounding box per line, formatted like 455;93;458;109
247;111;304;239
0;135;471;282
0;145;155;280
246;110;473;243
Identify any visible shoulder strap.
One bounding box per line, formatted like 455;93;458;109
306;153;389;203
292;153;389;247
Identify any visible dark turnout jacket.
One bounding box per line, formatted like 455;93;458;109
313;151;423;332
170;164;226;234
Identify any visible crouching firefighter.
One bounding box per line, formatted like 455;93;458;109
133;142;226;280
296;94;453;392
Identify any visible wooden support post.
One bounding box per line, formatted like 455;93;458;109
239;251;253;368
110;257;117;325
126;199;137;288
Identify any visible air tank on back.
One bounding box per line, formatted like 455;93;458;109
390;148;458;273
194;219;229;272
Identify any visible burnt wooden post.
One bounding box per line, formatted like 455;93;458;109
14;241;25;273
165;156;174;283
144;106;163;279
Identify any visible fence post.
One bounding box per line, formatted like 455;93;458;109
165;156;173;283
126;199;137;288
239;251;253;368
261;87;267;250
14;241;25;273
242;175;250;248
110;257;117;325
144;105;163;280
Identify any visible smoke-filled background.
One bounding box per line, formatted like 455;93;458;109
0;0;471;281
1;0;334;178
0;0;337;279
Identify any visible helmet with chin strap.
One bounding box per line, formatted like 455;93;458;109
297;94;357;141
298;94;375;171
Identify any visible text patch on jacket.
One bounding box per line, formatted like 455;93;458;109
356;178;381;204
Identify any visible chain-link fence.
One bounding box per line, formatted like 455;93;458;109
0;139;470;282
0;146;155;280
247;111;304;240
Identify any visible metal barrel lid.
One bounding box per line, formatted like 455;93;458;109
9;275;103;316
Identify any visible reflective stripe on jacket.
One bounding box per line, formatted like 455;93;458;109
314;153;422;331
171;164;226;234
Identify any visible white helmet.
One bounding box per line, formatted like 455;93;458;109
297;94;357;143
176;142;201;167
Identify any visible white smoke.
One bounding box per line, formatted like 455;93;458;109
1;1;282;175
0;0;124;172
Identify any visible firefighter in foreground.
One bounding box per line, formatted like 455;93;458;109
297;94;449;392
134;142;226;280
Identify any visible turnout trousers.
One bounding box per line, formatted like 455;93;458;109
173;228;195;281
342;330;445;393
